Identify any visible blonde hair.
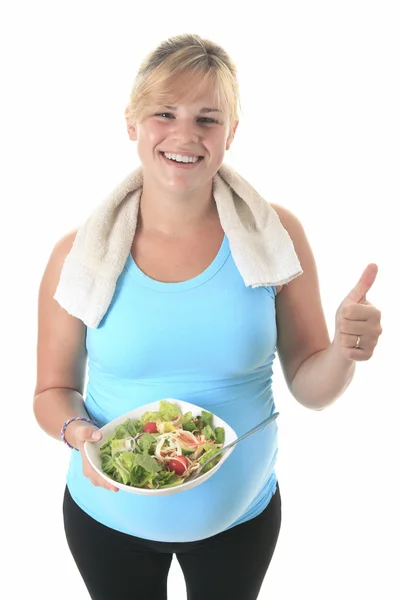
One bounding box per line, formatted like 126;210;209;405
126;34;240;129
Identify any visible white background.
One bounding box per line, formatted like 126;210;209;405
2;1;399;598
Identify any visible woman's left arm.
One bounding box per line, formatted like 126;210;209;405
272;204;382;411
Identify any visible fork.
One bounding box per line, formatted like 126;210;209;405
185;411;279;482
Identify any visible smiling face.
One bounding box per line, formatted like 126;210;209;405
127;82;238;197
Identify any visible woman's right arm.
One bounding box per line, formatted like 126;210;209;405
33;231;118;491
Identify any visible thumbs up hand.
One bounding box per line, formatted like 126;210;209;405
334;264;382;361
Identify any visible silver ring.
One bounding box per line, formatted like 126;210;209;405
355;335;361;349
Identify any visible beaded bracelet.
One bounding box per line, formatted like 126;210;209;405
61;416;99;450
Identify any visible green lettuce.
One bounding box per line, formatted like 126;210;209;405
214;427;225;444
198;445;222;473
156;470;185;489
140;410;160;424
182;411;193;423
101;452;115;474
136;433;156;454
201;411;213;426
159;400;181;421
113;452;136;485
202;424;216;441
110;438;134;456
135;453;160;472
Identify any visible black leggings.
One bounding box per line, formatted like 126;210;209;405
63;484;281;600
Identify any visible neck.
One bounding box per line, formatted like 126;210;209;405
138;178;218;237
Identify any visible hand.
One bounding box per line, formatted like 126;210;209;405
65;420;119;492
334;263;382;361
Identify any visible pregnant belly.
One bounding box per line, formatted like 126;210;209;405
67;424;277;543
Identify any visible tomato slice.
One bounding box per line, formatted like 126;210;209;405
168;456;189;476
143;422;158;433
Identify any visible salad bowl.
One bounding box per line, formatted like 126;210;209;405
84;398;238;496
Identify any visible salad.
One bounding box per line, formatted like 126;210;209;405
99;400;225;490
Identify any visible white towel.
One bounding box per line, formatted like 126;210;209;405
54;163;302;328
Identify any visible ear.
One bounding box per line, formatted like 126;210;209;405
127;124;137;141
125;107;137;141
226;120;239;150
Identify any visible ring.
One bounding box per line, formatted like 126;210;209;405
355;335;361;349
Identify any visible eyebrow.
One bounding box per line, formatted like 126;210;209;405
164;105;222;113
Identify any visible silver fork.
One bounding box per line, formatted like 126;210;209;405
185;412;280;483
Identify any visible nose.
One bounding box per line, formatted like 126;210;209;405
172;119;200;144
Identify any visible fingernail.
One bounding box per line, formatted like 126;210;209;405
91;431;101;440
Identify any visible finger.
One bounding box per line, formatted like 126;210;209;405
346;263;378;304
341;346;371;362
338;319;368;336
342;303;372;321
106;483;119;492
339;333;363;349
97;474;119;492
92;477;119;492
83;461;119;492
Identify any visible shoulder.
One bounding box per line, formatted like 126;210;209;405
52;228;79;260
269;203;307;294
46;228;78;272
270;202;305;238
40;228;79;293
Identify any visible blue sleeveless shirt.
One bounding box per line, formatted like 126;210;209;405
66;235;279;542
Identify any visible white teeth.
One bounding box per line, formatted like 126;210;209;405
164;152;200;163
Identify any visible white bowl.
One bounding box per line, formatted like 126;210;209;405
84;398;238;496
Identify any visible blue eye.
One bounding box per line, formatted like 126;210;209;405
155;112;174;119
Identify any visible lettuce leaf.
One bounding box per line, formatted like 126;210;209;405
159;400;181;421
201;410;213;426
114;420;133;439
156;470;185;489
202;424;216;441
198;446;222;473
111;438;137;456
127;419;142;436
182;420;197;432
113;452;136;484
136;433;156;454
182;411;193;423
130;455;161;487
140;410;160;424
214;427;225;444
135;454;160;473
101;452;115;475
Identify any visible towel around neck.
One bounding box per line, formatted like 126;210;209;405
54;163;303;328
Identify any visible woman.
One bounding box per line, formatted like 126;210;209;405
33;33;382;600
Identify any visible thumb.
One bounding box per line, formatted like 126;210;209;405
76;425;102;443
345;263;378;304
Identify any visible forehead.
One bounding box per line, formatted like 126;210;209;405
148;71;228;112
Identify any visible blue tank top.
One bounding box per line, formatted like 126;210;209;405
66;235;279;542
